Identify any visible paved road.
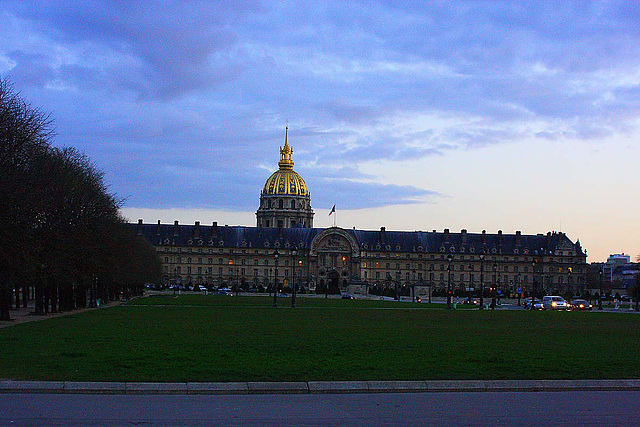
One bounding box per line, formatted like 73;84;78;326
2;391;639;426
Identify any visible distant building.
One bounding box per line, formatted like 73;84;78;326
603;253;631;283
133;128;588;297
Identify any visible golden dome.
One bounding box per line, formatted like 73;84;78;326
262;127;309;196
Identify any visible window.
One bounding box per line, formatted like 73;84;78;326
228;259;234;265
177;257;182;263
291;200;295;209
279;199;283;209
208;258;212;264
198;258;202;264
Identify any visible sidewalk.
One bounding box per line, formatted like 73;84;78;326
0;300;125;329
1;379;640;395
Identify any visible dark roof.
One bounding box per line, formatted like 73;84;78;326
132;222;586;256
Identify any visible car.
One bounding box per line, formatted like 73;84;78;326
523;297;543;310
341;293;355;300
542;295;569;310
571;299;593;310
216;290;234;296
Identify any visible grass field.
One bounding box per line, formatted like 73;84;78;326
1;294;639;382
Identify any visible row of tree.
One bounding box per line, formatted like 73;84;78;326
0;78;161;320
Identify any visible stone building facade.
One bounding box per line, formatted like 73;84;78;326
134;128;588;297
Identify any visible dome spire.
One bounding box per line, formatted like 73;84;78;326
278;125;294;170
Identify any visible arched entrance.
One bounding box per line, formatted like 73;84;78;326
310;227;361;295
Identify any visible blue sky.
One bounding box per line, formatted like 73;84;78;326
2;1;639;262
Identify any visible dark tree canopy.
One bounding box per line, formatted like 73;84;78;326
0;78;160;320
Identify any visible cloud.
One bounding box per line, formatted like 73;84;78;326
1;1;639;213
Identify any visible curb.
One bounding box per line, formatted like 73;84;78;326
1;379;640;395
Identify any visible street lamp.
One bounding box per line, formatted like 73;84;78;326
412;269;416;303
479;252;485;310
531;258;538;310
599;269;603;310
273;249;279;308
467;264;473;305
491;262;497;309
428;264;433;303
447;253;453;309
291;248;297;308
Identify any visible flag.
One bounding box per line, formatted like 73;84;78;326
329;205;336;216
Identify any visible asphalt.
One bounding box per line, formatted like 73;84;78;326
1;379;640;395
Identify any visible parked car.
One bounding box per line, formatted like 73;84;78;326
523;297;543;310
542;295;569;310
571;299;593;310
216;290;234;296
341;293;355;300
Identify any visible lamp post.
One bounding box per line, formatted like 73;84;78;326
273;249;279;308
291;248;297;308
428;265;433;303
467;264;473;305
491;262;497;309
479;252;485;309
635;264;639;311
598;269;603;310
531;258;538;310
447;253;453;309
412;269;416;303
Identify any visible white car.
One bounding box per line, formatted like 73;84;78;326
542;295;569;310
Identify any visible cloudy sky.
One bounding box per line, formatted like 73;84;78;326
2;1;639;262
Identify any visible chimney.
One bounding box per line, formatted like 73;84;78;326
173;220;179;236
156;219;161;235
380;226;386;243
194;221;200;238
516;230;521;245
137;219;143;235
482;230;486;243
461;229;467;244
444;228;450;243
498;230;503;245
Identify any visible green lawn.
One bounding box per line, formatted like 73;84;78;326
1;295;638;382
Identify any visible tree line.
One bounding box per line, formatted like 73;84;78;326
0;78;161;320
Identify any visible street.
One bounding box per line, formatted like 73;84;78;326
1;390;639;426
